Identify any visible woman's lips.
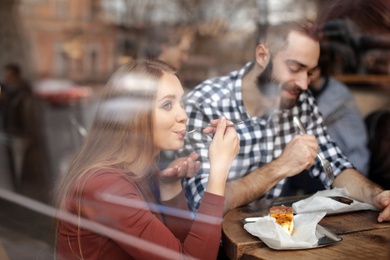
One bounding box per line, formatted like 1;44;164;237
175;130;186;138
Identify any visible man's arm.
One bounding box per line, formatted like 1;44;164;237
333;168;390;222
180;96;319;214
224;159;289;212
223;133;318;214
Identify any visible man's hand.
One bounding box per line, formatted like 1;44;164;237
333;170;390;223
277;134;318;176
158;153;200;186
372;190;390;222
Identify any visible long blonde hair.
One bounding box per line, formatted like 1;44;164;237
54;59;177;257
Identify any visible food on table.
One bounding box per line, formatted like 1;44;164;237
269;205;294;235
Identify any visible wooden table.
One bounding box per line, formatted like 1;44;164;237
222;196;390;260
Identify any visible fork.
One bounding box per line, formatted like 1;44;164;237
186;121;245;134
293;116;335;184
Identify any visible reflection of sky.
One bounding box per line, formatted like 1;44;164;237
267;0;317;24
100;0;316;32
97;74;155;124
101;0;179;25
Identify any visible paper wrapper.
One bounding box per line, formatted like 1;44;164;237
292;188;377;215
244;212;326;249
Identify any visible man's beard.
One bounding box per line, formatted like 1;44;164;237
256;60;303;110
257;60;279;97
280;81;303;109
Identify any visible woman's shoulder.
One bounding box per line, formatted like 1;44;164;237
79;168;140;196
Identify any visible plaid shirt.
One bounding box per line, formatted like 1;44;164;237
178;62;354;211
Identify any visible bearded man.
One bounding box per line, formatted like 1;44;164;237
176;20;390;223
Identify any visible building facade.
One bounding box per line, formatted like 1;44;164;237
19;0;123;84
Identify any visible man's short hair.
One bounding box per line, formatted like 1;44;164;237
257;20;321;56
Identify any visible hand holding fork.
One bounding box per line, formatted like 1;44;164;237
293;116;335;184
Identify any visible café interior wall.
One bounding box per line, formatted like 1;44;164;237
351;88;390;118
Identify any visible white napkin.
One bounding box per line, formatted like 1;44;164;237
293;188;377;214
244;212;326;249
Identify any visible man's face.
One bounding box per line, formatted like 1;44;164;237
259;31;320;109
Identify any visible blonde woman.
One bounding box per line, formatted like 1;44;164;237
55;59;239;259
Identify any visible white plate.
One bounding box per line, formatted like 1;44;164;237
268;225;342;250
242;217;342;250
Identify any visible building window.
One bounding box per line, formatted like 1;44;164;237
84;44;102;80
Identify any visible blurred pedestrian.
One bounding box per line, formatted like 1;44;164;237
0;63;35;190
0;63;32;134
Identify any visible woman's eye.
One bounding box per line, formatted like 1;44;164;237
162;101;172;110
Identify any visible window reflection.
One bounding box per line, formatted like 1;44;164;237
0;0;388;259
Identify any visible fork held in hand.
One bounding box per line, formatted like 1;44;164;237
187;121;245;134
293;116;335;184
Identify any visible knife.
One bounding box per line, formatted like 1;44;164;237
327;196;354;205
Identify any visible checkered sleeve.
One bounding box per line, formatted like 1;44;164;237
178;84;221;212
301;93;354;187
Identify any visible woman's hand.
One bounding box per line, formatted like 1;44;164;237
159;153;200;185
207;117;240;196
158;153;200;201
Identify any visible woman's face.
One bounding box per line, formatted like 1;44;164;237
153;72;188;151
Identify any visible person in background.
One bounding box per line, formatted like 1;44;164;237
0;63;32;134
0;63;35;189
178;19;390;223
317;0;390;35
309;46;370;175
141;25;192;70
318;0;390;205
365;110;390;190
55;59;240;259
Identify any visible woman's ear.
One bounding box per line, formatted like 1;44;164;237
255;44;270;68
